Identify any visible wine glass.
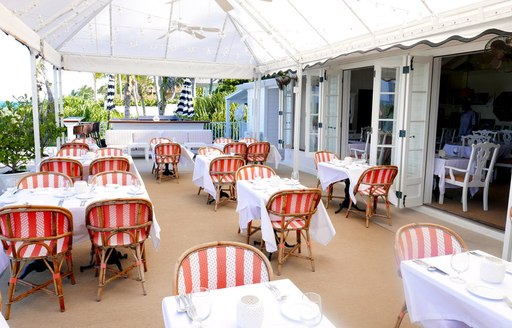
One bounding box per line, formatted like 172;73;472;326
186;287;211;327
450;252;470;284
300;292;322;327
131;179;141;194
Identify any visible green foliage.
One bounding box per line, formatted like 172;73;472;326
70;85;95;99
0;98;35;173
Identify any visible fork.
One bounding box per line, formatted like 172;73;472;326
265;283;288;301
58;199;64;206
80;200;87;207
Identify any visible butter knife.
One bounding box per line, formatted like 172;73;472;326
413;259;449;275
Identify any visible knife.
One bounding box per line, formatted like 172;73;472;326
413;259;449;275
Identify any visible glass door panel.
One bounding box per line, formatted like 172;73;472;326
308;75;320;153
324;73;340;153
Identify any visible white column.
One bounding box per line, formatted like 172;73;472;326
53;67;61;149
58;69;65;145
30;50;41;166
253;75;262;139
293;65;303;176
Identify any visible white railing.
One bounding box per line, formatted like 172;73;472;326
204;121;248;141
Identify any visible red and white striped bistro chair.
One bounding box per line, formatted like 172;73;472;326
238;137;257;144
346;165;398;228
95;147;124;157
246;141;271;165
154;142;181;183
85;198;153;301
89;171;139;186
17;172;73;189
173;241;273;295
314;150;344;208
71;137;96;145
267;188;322;276
56;146;88;158
214;137;233;144
40;157;84;182
208;156;245;211
60;142;90;151
149;138;171;173
0;205;75;319
197;146;224;156
235;164;277;244
393;223;467;328
89;156;130;176
223;142;248;162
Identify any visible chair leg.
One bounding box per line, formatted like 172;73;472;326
394;302;408;328
5;261;20;320
385;196;392;226
246;221;252;245
277;231;285;276
462;186;469;212
51;258;66;312
173;163;179;183
483;184;489;211
197;187;203;195
304;230;315;272
66;251;76;285
135;245;147;296
345;199;353;218
97;249;107;301
365;197;372;228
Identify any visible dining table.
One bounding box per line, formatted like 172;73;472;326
316;160;370;212
443;143;512;159
400;250;512;328
0;159;161;273
162;278;336;327
236;177;336;253
212;142;282;169
192;153;223;200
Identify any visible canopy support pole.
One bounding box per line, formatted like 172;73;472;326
253;74;262;140
30;49;41;167
58;68;65;145
292;64;303;177
53;66;61;149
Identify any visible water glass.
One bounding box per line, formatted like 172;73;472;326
290;171;299;184
300;292;322;327
131;179;141;193
450;252;470;284
186;287;211;327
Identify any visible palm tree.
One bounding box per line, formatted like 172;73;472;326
158;76;183;115
92;73;105;100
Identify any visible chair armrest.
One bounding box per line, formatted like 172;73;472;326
445;165;468;181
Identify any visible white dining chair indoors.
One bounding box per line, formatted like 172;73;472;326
440;142;500;212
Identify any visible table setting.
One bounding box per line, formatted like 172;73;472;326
236;175;335;253
401;250;512;327
162;279;336;327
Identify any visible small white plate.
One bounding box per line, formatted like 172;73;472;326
466;283;504;300
76;193;95;200
280;301;304;321
1;196;18;204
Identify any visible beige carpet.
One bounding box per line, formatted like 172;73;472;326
0;159;502;327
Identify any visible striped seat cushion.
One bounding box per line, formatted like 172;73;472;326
176;245;270;294
271;218;305;230
359;186;387;196
211;174;235;183
92;230;147;247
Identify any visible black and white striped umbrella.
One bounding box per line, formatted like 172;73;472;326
176;78;194;118
105;74;115;111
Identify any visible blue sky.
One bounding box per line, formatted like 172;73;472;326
0;33;95;101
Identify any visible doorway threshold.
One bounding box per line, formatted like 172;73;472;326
413;205;504;242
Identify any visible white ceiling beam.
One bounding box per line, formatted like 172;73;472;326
55;0;113;50
228;15;268;65
286;0;330;46
35;0;85;32
341;0;373;35
62;54;254;79
0;2;61;66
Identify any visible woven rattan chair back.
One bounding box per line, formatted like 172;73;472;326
89;156;130;176
246;142;270;164
40;157;84;181
174;241;273;295
17;172;73;189
90;171;139;186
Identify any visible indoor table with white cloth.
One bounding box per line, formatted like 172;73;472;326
0;162;161;273
162;279;336;327
400;250;512;328
212;142;282;169
433;155;470;201
236;177;336;253
316;160;371;213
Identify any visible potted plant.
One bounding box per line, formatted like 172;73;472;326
0;99;35;189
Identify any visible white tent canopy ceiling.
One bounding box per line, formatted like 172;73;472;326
0;0;512;78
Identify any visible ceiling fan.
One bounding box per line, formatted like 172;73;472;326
484;35;512;70
158;21;220;40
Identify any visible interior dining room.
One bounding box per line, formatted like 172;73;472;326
428;37;512;231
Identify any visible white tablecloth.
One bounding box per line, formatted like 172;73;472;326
236;179;336;253
434;156;470;196
348;141;366;156
162;279;336;328
192;154;220;199
401;251;512;328
213;142;282;169
443;144;472;158
316;162;370;204
0;165;161;273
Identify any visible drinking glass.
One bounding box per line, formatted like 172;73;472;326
131;179;141;194
452;146;459;158
186;287;211;327
300;292;322;327
290;171;299;184
450;252;470;284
